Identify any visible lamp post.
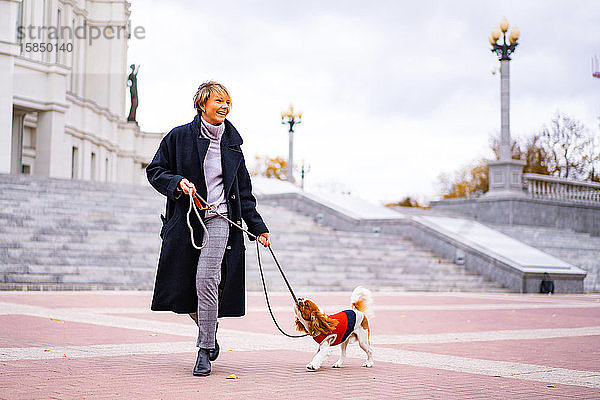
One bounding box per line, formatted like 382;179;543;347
281;104;302;183
486;18;525;197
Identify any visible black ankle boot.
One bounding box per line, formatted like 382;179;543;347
208;341;219;361
208;323;220;361
193;349;211;376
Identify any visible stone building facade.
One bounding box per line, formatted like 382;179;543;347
0;0;161;184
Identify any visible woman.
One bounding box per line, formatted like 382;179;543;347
146;81;270;376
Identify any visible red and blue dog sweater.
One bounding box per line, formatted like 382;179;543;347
313;310;357;346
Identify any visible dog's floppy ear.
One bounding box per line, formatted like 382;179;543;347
295;318;308;333
309;311;338;336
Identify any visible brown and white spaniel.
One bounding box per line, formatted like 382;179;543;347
295;286;373;371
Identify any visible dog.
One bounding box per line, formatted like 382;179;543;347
294;286;374;371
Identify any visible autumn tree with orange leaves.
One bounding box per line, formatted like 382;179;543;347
250;156;291;181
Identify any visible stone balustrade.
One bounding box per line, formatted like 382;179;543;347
524;173;600;204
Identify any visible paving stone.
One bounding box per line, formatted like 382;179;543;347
0;291;599;399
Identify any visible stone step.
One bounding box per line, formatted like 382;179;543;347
250;275;473;287
492;225;600;244
0;225;162;237
2;264;483;283
0;175;156;194
1;244;431;263
247;268;494;282
534;247;600;255
0;199;162;214
0;236;428;257
0;231;432;253
245;262;462;271
1;242;440;260
500;239;600;248
2;270;155;285
247;280;510;292
0;266;155;285
246;247;441;259
0;207;163;219
0;257;444;271
0;282;149;291
0;252;158;264
0;210;160;220
0;237;160;251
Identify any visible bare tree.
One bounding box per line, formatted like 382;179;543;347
582;116;600;182
540;112;595;180
522;133;553;175
437;112;597;199
489;132;522;161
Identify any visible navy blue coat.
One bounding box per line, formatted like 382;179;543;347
146;112;268;317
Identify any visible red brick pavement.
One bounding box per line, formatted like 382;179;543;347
0;315;190;348
385;335;600;372
368;307;600;335
1;291;599;399
2;351;598;400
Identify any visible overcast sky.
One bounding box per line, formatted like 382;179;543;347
128;0;600;203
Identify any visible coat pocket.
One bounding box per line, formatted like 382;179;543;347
160;212;181;239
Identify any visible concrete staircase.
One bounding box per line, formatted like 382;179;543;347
0;174;508;292
0;174;164;290
246;203;508;292
488;224;600;293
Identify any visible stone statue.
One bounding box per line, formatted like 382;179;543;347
127;64;139;123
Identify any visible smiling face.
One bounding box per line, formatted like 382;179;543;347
201;93;231;125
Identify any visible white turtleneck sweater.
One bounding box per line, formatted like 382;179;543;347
200;117;228;216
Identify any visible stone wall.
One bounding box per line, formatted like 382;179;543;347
431;197;600;236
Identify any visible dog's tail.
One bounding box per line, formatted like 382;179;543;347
351;286;373;319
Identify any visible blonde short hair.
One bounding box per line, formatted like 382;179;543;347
193;81;231;111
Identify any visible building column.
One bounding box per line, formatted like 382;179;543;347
10;110;25;174
0;0;21;174
0;58;15;174
35;109;69;178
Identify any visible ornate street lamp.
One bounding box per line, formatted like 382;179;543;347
486;18;525;197
281;104;302;183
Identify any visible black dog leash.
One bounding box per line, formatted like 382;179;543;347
188;192;307;338
255;241;308;338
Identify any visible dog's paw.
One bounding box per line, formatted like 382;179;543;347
332;360;344;368
306;362;320;371
362;360;374;368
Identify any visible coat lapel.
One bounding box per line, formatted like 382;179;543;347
221;120;243;196
193;113;210;184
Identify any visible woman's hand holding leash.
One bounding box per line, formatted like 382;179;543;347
182;178;270;248
257;233;270;247
180;178;196;196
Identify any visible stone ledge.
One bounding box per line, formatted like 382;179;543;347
407;216;586;294
431;196;600;236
